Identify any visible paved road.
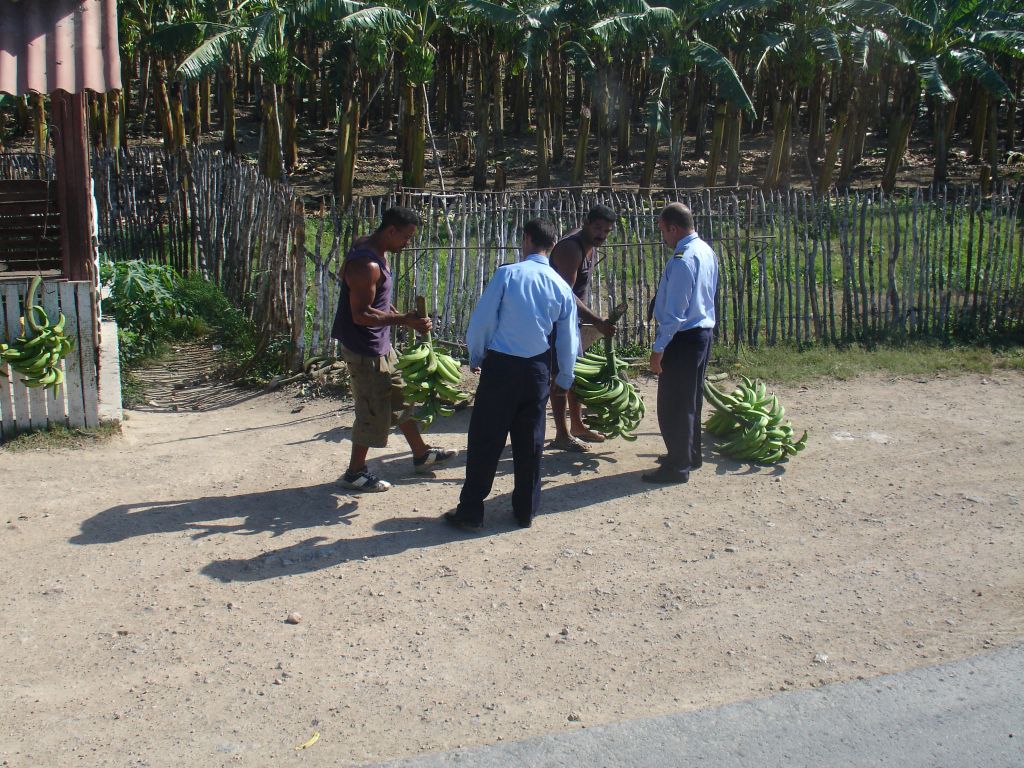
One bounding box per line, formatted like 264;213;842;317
370;643;1023;768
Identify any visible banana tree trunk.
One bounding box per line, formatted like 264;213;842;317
493;53;505;152
200;75;211;130
597;69;612;189
473;47;491;191
807;62;826;162
665;76;687;188
404;84;426;189
283;73;298;171
705;102;727;187
222;63;237;154
932;98;948;187
551;48;565;166
170;81;186;151
573;103;591;186
985;95;1000;190
335;86;359;207
31;93;47;155
1006;63;1020;154
107;90;122;156
970;88;988;162
260;82;285;182
616;58;632;166
763;88;793;190
153;60;174;151
534;66;550;188
188;80;201;145
817;108;848;194
725;105;741;186
639;117;659;193
881;107;915;193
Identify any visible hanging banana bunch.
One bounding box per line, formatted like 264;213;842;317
571;338;645;441
0;275;76;396
703;376;807;464
396;298;469;429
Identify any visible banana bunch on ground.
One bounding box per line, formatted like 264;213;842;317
0;276;75;396
571;341;645;441
703;376;807;464
397;335;468;429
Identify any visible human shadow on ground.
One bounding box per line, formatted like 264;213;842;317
70;444;669;583
197;463;657;583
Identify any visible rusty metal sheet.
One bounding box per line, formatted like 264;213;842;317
0;0;121;96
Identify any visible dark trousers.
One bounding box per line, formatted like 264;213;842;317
658;328;713;474
457;351;551;525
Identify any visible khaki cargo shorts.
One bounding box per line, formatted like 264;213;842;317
340;346;416;448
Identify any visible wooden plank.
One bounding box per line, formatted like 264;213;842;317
0;284;15;439
0;224;62;237
4;281;31;433
58;282;86;428
74;282;100;428
0;180;52;194
41;281;68;427
0;200;59;216
24;285;48;432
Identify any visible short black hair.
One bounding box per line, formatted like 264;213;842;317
378;206;421;232
523;218;557;251
660;202;694;231
586;204;617;225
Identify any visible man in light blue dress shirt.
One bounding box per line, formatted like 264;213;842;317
445;219;579;530
645;202;718;484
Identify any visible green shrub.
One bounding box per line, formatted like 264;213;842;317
100;260;190;365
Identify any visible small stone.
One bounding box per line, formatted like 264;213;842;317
813;653;829;664
285;612;302;625
227;602;235;610
273;678;283;685
291;406;304;414
559;627;570;637
583;548;594;555
724;546;737;553
568;712;582;722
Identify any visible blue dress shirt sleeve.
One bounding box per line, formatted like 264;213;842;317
466;267;508;368
553;292;579;391
652;256;696;353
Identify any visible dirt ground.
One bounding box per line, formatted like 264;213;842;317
2;363;1023;767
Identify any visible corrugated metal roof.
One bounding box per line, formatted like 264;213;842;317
0;0;121;96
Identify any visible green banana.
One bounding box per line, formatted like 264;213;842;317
703;378;807;465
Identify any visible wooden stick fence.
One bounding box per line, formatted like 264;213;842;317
7;148;1020;370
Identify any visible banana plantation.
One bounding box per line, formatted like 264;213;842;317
1;0;1022;201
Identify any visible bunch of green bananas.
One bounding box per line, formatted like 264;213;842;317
703;376;807;464
397;335;468;429
0;276;75;396
571;341;645;441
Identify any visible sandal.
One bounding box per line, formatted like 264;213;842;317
571;429;606;443
549;435;589;453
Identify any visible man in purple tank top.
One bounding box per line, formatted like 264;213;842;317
332;206;455;492
548;204;619;452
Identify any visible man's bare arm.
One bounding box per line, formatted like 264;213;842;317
346;260;431;333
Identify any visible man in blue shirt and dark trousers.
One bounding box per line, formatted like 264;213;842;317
645;202;719;485
445;219;580;531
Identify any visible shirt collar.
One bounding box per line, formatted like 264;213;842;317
526;253;550;265
674;232;699;253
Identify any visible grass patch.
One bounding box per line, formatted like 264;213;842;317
2;420;122;452
711;342;1024;385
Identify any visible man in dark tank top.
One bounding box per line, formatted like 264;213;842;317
332;206;455;492
548;204;618;452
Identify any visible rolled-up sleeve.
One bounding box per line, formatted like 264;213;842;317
652;257;696;353
553;293;579;390
466;270;507;368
